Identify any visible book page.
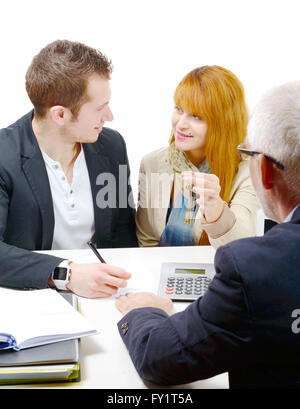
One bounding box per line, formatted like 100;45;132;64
0;288;98;349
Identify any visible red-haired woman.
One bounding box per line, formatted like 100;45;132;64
136;65;259;248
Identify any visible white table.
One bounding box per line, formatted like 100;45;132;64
8;246;229;389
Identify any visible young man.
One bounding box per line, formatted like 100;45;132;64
116;82;300;388
0;40;137;298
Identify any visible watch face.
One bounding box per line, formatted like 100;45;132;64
53;267;68;280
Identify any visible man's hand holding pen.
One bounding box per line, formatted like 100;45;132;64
65;242;131;299
66;262;131;299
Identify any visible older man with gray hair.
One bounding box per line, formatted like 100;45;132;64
245;81;300;220
115;82;300;389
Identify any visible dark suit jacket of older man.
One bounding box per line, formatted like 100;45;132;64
118;206;300;389
0;111;137;290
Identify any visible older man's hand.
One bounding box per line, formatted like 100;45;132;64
115;292;173;316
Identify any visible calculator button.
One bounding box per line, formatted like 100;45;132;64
165;290;174;295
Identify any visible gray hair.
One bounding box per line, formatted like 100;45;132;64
247;81;300;200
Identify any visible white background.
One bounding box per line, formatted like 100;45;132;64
0;0;299;200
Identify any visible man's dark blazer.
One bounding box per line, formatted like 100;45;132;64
0;111;137;290
118;206;300;389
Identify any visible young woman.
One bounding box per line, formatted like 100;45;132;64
136;65;259;248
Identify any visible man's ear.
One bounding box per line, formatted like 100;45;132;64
49;106;66;125
259;154;274;190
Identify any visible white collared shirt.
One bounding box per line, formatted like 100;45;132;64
41;146;95;250
284;204;300;223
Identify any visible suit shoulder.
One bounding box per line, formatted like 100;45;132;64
214;235;260;280
0;111;32;135
0;112;32;146
0;113;32;164
0;118;20;147
215;222;299;281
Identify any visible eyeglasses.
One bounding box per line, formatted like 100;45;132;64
237;143;284;170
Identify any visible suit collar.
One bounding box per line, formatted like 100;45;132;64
19;110;40;159
20;112;55;249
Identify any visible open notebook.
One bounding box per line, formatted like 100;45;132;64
0;288;98;351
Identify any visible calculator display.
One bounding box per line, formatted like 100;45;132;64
175;268;206;275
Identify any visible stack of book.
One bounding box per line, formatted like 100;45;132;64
0;288;98;384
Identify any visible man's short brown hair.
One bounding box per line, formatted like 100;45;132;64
25;40;113;119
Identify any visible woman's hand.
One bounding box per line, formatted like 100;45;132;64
181;171;224;223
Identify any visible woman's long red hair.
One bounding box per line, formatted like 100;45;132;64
170;66;248;244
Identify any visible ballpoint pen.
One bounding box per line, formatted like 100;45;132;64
87;241;107;264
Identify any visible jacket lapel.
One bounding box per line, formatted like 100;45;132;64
83;143;114;247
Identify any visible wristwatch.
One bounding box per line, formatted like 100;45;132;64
52;260;71;291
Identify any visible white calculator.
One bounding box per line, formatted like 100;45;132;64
158;262;215;301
